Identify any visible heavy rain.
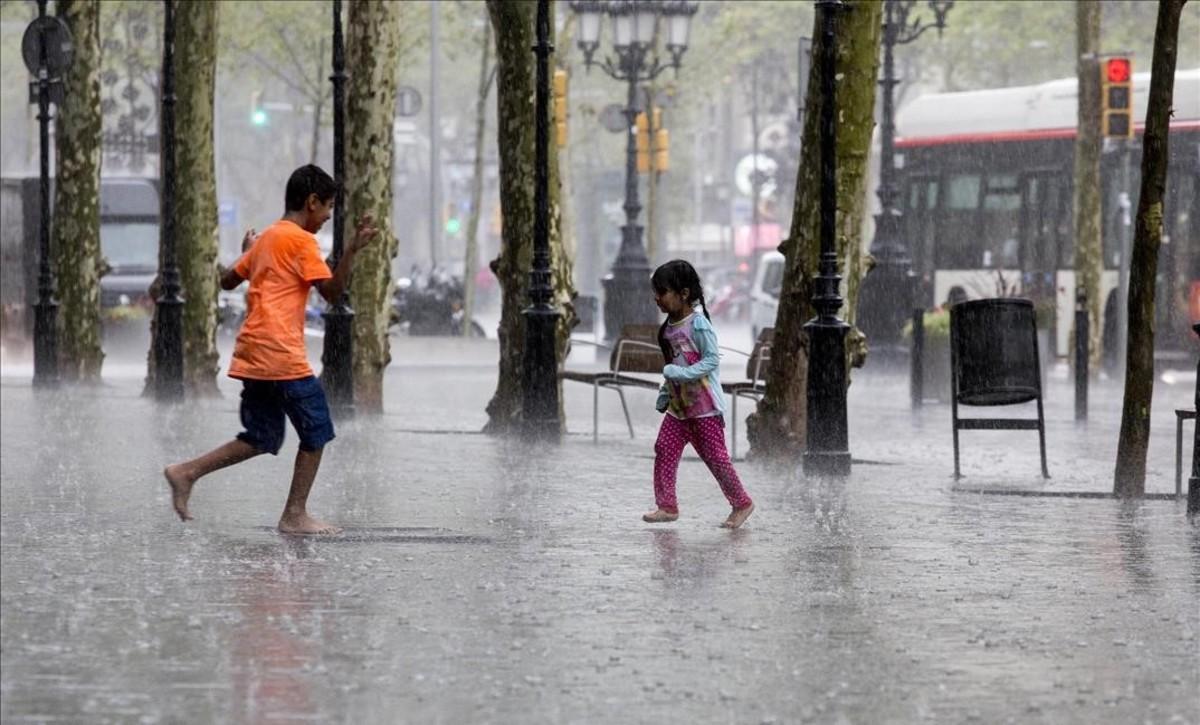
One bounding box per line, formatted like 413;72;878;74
1;0;1198;723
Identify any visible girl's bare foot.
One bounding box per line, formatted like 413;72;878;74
163;465;195;521
721;502;755;529
642;508;679;523
278;512;342;536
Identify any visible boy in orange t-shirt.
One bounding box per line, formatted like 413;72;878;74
164;165;376;535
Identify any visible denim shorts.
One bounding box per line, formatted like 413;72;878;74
236;376;335;455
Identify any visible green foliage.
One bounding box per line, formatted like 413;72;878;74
903;308;950;341
897;0;1200;93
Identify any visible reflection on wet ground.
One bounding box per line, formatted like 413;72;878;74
1;347;1197;723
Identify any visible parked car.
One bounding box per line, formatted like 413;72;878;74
749;251;784;342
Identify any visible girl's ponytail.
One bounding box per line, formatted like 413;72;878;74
697;293;711;322
658;319;672;364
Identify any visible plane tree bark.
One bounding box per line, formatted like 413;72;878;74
1114;0;1188;496
345;0;403;412
746;0;881;459
53;0;104;382
483;0;577;434
1073;0;1103;373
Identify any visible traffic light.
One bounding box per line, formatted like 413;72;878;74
652;107;669;172
636;111;650;173
636;108;669;174
1100;56;1133;139
553;69;568;148
444;202;461;236
250;90;268;127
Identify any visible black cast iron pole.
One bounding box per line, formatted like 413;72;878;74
856;0;951;369
600;42;658;341
522;0;563;442
32;0;59;388
803;0;851;478
153;0;184;401
321;0;355;416
1074;287;1088;421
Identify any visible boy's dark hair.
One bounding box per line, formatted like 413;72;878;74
651;259;711;364
284;164;338;212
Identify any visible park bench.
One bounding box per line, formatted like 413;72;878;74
721;328;773;460
562;325;663;443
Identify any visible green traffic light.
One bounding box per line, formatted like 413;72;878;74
445;218;461;235
252;110;268;126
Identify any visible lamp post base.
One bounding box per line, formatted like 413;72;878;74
321;304;355;418
803;317;851;478
152;297;185;401
601;263;658;342
803;449;852;477
522;304;562;442
32;298;59;388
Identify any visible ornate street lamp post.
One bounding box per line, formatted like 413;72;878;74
321;0;355;416
855;0;952;368
153;0;184;401
803;0;851;478
522;0;561;441
22;0;72;388
568;0;698;341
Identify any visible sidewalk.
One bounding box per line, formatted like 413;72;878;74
1;338;1197;724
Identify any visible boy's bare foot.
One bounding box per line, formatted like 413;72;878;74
642;508;679;523
721;502;755;529
163;465;194;521
278;513;343;536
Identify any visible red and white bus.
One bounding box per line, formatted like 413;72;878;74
894;67;1200;364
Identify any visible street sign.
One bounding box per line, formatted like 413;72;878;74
396;85;422;117
21;16;73;76
599;103;626;133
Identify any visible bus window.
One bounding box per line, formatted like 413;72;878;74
980;173;1022;269
935;173;981;268
905;177;938;290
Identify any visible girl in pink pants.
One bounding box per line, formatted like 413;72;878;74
643;260;755;529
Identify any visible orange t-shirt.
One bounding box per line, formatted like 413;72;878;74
227;220;332;380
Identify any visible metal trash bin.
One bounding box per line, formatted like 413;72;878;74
952;299;1041;406
950;298;1049;479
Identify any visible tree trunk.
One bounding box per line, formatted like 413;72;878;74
462;19;494;337
53;0;104;382
175;0;220;396
484;0;577;435
1073;1;1103;373
745;0;881;459
346;0;402;413
1114;0;1187;496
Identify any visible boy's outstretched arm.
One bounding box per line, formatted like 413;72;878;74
316;215;378;303
220;228;257;290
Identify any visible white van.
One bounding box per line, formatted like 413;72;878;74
749;251;784;342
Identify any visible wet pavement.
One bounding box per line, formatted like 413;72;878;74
1;336;1198;724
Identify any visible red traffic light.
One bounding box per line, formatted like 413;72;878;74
1105;58;1131;83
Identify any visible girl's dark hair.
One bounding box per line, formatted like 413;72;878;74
651;259;711;364
285;164;339;212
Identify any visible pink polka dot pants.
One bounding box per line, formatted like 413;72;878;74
653;415;752;513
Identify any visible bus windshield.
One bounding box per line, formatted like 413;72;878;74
100;222;159;269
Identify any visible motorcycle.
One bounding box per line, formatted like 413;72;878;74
390;266;487;338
